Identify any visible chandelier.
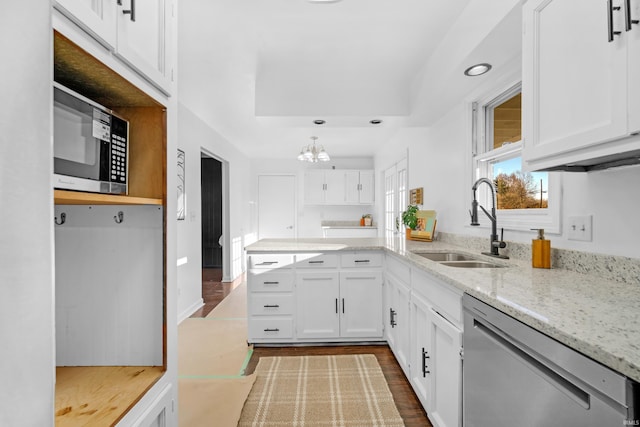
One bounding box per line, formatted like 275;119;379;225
297;136;330;163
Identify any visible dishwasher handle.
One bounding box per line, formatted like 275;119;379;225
474;318;591;410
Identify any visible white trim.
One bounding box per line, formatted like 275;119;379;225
471;79;562;234
178;299;204;324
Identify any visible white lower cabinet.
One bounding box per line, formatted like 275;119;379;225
426;307;462;427
411;268;463;427
409;292;431;410
247;252;383;343
296;272;341;338
296;271;383;340
385;272;411;377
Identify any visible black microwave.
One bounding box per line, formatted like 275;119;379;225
53;82;129;195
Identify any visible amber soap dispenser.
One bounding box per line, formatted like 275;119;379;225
531;228;551;269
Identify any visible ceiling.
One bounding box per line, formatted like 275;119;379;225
178;0;522;160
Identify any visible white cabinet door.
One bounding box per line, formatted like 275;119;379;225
344;171;360;204
324;170;346;204
358;170;375;204
428;309;462;427
345;171;374;204
339;272;383;338
116;0;172;93
409;293;431;411
523;0;629;169
54;0;117;47
386;274;411;376
296;272;340;339
304;171;326;205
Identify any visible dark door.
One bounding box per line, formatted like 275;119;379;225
201;156;222;268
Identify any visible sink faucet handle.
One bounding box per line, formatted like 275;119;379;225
498;228;507;248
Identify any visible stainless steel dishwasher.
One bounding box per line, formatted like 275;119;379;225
463;294;639;427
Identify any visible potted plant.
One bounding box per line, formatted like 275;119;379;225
401;205;419;239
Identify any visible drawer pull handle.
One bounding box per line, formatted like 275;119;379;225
302;277;333;281
335;298;338;314
264;328;280;332
422;347;430;377
308;260;324;264
263;304;280;308
390;308;397;328
263;281;280;285
354;259;370;263
257;261;278;266
345;276;376;280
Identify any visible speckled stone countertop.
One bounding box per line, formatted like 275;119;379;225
245;237;640;383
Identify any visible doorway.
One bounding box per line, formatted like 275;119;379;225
201;155;223;268
258;174;297;239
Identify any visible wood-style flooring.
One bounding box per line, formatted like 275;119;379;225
191;269;432;427
189;268;233;318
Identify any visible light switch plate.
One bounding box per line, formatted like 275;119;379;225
567;215;593;241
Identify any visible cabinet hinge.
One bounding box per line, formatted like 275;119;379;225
459;348;464;360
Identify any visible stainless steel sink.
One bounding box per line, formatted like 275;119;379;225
439;261;503;268
413;252;476;262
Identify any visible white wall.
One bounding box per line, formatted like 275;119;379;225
176;103;253;320
250;158;377;238
376;91;640;260
0;3;55;425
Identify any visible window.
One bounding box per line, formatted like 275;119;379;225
473;83;560;233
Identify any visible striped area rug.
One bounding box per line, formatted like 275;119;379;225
238;354;405;426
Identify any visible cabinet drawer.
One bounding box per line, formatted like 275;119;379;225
249;271;294;292
412;268;463;328
295;253;339;268
341;252;383;268
385;254;411;284
250;294;294;316
249;317;293;339
248;254;294;269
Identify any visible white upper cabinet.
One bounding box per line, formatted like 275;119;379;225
53;0;117;47
304;170;373;205
345;170;375;204
523;0;640;171
54;0;174;95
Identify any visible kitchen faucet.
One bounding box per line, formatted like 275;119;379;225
470;178;509;259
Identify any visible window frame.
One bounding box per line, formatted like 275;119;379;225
472;82;561;234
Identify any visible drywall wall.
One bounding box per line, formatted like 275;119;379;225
0;3;55;425
176;103;253;321
250;158;378;238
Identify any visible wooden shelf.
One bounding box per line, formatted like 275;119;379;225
54;190;163;206
55;366;164;427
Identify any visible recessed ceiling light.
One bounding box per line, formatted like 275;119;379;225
370;119;382;125
464;63;492;77
313;119;326;125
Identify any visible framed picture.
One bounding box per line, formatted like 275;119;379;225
177;149;186;220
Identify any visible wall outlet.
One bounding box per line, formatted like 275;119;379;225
567;215;593;241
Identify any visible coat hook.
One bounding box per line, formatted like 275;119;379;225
54;212;66;225
114;211;124;224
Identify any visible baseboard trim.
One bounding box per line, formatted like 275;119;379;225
178;299;204;324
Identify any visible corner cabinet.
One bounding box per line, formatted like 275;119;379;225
304;170;374;205
522;0;640;171
54;0;174;95
247;251;384;344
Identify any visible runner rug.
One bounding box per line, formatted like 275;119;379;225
238;354;405;426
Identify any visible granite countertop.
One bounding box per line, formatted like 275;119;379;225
245;237;640;383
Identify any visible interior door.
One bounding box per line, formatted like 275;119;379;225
258;175;296;239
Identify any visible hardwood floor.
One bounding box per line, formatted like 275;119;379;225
189;270;432;426
246;346;432;427
189;268;233;318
